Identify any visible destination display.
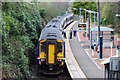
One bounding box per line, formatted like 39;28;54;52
78;23;86;28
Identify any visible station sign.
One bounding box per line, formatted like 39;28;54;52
78;23;86;28
117;45;120;50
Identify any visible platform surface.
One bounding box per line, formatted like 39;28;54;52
69;22;104;78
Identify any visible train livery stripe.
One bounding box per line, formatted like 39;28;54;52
64;42;65;64
37;42;40;64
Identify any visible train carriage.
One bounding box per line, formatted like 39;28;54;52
37;13;74;74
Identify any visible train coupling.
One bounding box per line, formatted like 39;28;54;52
49;65;53;70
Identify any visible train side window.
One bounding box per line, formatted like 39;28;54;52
62;21;65;28
57;42;62;53
41;42;46;52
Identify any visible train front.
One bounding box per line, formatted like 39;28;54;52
37;26;65;74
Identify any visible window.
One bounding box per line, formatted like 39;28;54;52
62;21;65;28
66;18;68;22
41;42;46;52
57;42;63;53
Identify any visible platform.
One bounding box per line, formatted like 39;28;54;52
65;21;86;79
65;21;104;79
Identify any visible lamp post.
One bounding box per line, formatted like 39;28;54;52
97;0;100;60
84;9;86;23
82;9;97;50
116;14;120;57
94;11;96;41
88;10;92;49
80;8;81;23
88;0;90;39
79;8;83;23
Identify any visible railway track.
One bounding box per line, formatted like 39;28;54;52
30;64;72;80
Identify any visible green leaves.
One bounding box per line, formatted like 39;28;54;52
40;8;46;19
72;2;97;15
2;2;42;78
100;2;118;28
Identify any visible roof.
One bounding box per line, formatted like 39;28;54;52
91;27;114;32
101;55;119;65
78;23;87;24
39;13;73;41
39;27;63;41
101;58;110;65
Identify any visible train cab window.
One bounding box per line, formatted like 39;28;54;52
66;18;68;22
57;42;63;53
41;42;46;52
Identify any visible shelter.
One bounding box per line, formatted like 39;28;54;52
90;27;114;48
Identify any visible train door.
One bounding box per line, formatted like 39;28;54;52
48;44;55;64
47;41;57;64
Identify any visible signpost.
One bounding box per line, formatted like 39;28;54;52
117;45;120;56
78;23;88;44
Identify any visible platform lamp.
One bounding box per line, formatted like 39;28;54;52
88;10;93;50
79;8;83;23
116;14;120;57
83;9;86;23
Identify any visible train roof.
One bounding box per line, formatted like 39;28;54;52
39;26;63;41
60;13;73;20
39;13;73;41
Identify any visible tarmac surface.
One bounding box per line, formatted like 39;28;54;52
69;22;104;78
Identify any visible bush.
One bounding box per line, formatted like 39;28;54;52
2;2;42;78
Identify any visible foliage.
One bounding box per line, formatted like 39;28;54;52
39;8;45;19
72;1;97;23
38;2;68;21
72;1;97;15
72;1;119;34
2;2;68;79
2;2;42;79
100;2;119;32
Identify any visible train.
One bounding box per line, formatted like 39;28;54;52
37;13;74;74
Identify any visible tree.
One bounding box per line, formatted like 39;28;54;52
72;1;97;16
100;2;119;32
39;8;45;19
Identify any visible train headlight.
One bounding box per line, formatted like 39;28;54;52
37;57;40;59
40;58;45;61
58;59;63;62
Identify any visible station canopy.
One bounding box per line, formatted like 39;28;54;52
90;27;114;48
91;27;114;32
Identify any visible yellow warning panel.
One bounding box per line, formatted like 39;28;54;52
48;44;55;64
